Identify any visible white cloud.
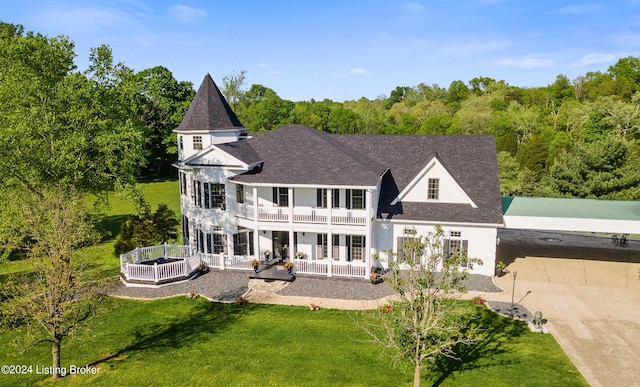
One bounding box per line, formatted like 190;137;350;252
572;53;616;67
349;68;367;75
266;70;281;76
498;57;555;69
554;4;602;15
29;6;132;35
170;5;206;23
437;39;510;56
406;2;426;12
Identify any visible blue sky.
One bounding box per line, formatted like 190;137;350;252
3;1;640;101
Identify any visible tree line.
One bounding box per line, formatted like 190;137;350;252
224;62;640;200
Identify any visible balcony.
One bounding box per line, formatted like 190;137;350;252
237;204;367;226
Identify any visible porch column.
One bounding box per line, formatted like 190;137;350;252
365;189;373;279
327;189;333;277
327;232;333;277
288;229;295;261
254;226;260;261
252;186;258;220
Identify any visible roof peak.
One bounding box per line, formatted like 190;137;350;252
175;74;245;132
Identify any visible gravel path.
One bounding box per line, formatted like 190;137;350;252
109;271;502;302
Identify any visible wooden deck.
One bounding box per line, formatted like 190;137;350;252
249;259;296;282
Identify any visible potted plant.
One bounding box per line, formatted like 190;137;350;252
283;261;294;274
263;249;271;262
370;271;383;284
495;261;507;277
198;262;209;274
296;251;305;259
251;259;260;273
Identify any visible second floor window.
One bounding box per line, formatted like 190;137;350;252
428;178;439;200
273;187;289;207
236;184;245;204
193;136;202;150
197;181;225;209
317;188;327;208
346;189;365;209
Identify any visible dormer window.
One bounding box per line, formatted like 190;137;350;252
193;136;203;150
427;178;439;200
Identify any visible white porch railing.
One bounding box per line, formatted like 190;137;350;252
258;207;289;222
331;209;367;225
293;259;329;275
243;206;366;226
332;261;368;277
292;259;368;278
292;208;328;223
120;244;371;285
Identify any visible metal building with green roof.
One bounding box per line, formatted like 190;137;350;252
502;197;640;233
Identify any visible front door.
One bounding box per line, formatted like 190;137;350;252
272;231;289;260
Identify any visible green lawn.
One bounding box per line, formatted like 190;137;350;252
0;297;588;387
0;180;181;278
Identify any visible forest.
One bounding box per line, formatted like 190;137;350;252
2;21;639;200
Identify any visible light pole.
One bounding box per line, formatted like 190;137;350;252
511;271;518;310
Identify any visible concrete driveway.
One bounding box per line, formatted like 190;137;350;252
487;230;640;387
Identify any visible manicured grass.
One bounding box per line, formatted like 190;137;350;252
0;297;588;386
0;180;180;278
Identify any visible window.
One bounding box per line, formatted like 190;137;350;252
317;189;327;208
332;189;339;208
182;216;189;244
236;184;245;204
179;136;183;150
193;136;202;150
233;232;248;256
203;183;210;208
203;229;225;254
428;178;439;200
195;180;201;207
179;172;187;196
197;230;205;253
317;233;328;259
211;183;226;209
346;189;365;209
333;235;340;260
273;187;289;207
444;231;468;265
349;235;365;261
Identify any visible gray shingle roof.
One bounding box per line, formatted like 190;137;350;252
223;125;387;186
175;74;245;132
218;125;503;225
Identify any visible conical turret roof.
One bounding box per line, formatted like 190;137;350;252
176;73;244;131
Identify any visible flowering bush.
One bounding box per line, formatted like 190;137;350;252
309;303;320;312
283;261;294;269
471;295;485;305
251;259;260;267
379;304;393;313
236;297;248;305
188;291;198;299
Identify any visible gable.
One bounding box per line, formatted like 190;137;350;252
391;156;477;207
183;145;250;168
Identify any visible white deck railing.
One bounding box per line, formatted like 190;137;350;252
121;244;371;285
292;208;328;223
258;207;289;222
293;259;329;275
244;206;367;226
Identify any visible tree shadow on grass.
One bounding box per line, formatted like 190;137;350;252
96;215;129;243
88;300;266;368
427;305;530;386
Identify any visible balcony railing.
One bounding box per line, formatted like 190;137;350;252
238;204;366;226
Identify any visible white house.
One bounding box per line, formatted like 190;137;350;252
171;74;504;279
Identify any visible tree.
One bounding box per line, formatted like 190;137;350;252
135;66;194;176
359;226;482;387
1;187;104;380
222;70;247;109
113;203;180;256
